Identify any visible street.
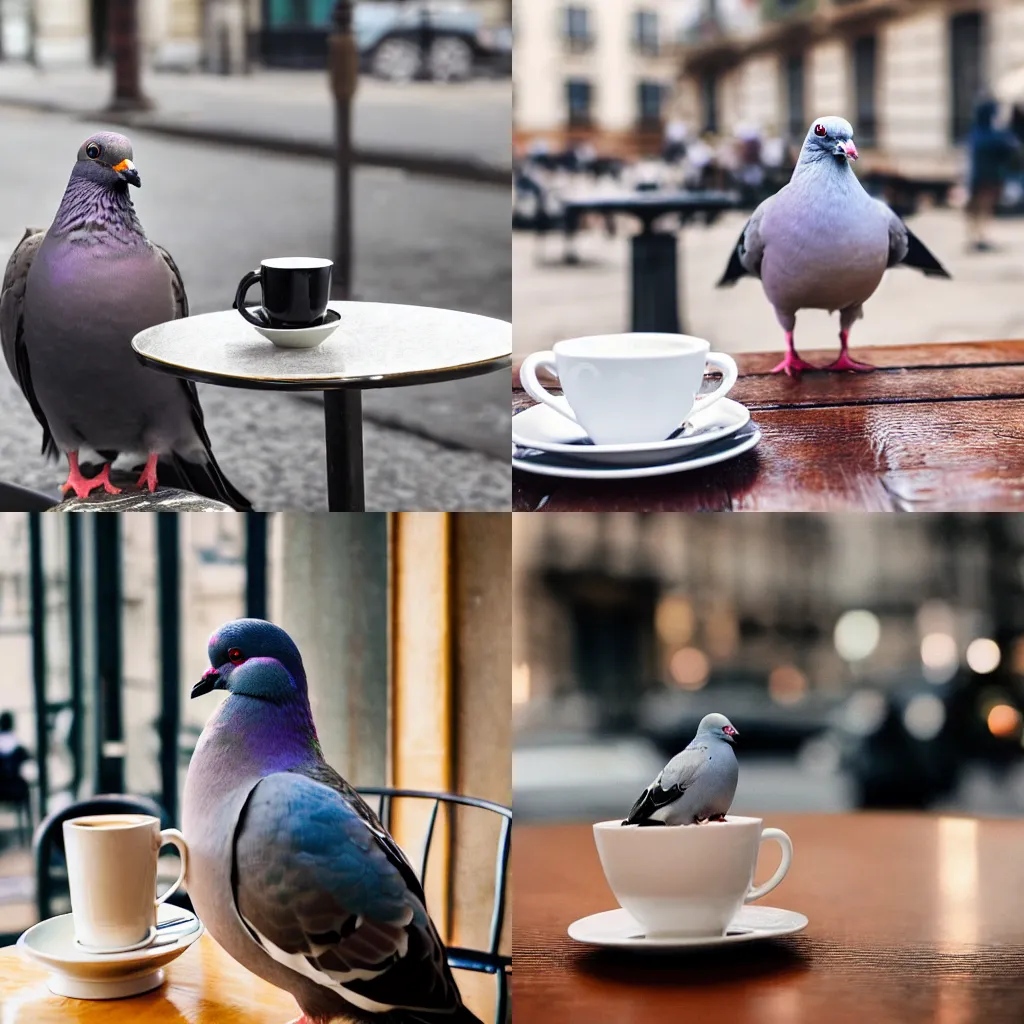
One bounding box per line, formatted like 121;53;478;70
0;107;510;510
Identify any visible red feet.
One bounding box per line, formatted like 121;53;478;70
770;331;816;377
136;453;159;493
61;452;121;499
822;351;875;372
823;330;874;372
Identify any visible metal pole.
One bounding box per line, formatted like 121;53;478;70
94;518;124;794
245;513;268;620
156;515;180;824
28;514;48;820
67;516;84;797
329;1;358;300
108;0;151;112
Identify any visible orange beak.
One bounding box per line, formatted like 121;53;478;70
111;158;140;187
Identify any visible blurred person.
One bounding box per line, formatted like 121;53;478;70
662;118;688;164
0;710;30;841
965;97;1021;252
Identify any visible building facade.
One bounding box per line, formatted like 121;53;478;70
513;0;688;155
675;0;1024;178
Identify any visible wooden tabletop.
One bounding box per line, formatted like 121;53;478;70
0;934;298;1023
513;814;1024;1024
513;340;1024;510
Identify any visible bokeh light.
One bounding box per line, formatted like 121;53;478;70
669;647;710;690
966;638;1001;674
903;694;946;741
834;610;881;662
921;632;958;684
769;664;808;705
512;663;531;706
655;593;694;646
987;704;1022;738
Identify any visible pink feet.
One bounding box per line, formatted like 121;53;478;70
770;351;817;377
822;350;875;372
136;453;159;493
61;452;121;499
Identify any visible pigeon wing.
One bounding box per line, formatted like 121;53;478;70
880;202;951;278
233;770;465;1018
717;195;773;287
1;228;57;458
623;744;709;824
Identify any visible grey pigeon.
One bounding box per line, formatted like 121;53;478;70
0;132;250;507
717;116;950;376
183;619;483;1024
623;713;739;826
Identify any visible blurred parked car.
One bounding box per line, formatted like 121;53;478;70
356;2;512;82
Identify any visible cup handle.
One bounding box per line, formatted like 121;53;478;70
519;351;580;426
745;827;792;903
694;352;739;414
155;828;189;906
233;269;265;326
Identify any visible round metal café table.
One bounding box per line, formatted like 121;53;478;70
132;301;512;511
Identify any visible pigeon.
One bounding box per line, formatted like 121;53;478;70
0;132;251;508
623;713;739;827
182;619;483;1024
717;116;950;376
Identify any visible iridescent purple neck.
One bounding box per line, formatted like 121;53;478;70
51;174;146;246
205;690;323;778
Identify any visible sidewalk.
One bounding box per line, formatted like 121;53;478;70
0;64;510;183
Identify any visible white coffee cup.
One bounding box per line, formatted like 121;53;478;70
63;813;189;953
519;333;739;446
593;815;792;938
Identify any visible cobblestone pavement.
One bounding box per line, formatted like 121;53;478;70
0;108;510;510
513;206;1024;361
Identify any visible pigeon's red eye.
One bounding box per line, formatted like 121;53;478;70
814;123;827;138
227;648;245;664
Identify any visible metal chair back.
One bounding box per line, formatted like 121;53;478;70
357;786;511;1024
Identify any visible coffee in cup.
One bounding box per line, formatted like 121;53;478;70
63;813;189;953
234;257;333;329
519;333;738;446
593;815;792;937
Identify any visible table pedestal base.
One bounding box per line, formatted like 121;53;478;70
631;231;681;334
323;390;365;511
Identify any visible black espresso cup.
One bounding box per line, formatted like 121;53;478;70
234;257;333;329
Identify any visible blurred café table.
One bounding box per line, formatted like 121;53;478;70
560;190;740;332
513;813;1024;1024
0;933;297;1023
513;340;1024;511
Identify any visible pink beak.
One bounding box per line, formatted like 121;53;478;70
840;140;859;160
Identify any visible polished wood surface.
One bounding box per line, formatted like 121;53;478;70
513;814;1024;1024
512;340;1024;510
0;934;299;1023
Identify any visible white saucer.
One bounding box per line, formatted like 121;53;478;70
247;308;342;349
512;396;750;466
17;903;204;999
568;905;808;951
513;423;760;480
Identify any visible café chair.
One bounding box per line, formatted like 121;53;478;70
358;787;511;1024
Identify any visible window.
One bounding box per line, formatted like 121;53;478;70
637;81;664;127
566;78;593;127
564;5;593;53
701;73;718;134
851;35;877;148
950;12;984;143
783;53;805;143
633;10;659;56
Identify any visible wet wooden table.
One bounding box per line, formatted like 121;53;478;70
513;814;1024;1024
0;933;298;1023
513;340;1024;511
